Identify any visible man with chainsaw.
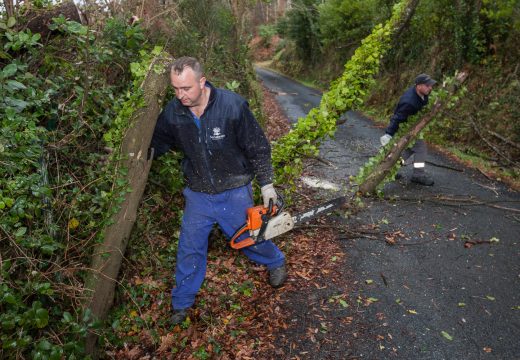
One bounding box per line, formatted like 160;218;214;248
151;57;287;325
380;73;437;186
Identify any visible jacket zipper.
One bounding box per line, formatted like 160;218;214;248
198;114;217;192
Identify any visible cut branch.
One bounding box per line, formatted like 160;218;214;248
359;71;469;195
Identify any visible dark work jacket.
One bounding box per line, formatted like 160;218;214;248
150;82;273;194
385;86;429;136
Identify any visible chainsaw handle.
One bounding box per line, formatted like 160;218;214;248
229;199;282;250
267;198;274;215
229;224;256;250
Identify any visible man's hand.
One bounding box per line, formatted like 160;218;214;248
261;184;277;208
380;134;392;146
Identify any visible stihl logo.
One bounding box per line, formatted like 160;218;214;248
210;127;225;141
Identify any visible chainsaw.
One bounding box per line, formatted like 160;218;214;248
229;194;346;250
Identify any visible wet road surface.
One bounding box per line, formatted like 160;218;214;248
256;66;520;360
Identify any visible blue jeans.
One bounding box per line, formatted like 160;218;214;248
172;184;285;310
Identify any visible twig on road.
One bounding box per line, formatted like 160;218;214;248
380;272;388;287
381;195;520;214
296;149;338;169
425;160;463;172
474;182;499;196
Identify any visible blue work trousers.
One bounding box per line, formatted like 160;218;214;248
403;139;427;173
172;184;285;310
403;139;426;164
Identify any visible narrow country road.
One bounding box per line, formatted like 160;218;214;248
256;66;520;360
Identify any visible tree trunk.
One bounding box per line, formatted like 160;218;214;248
359;71;469;195
229;0;248;39
84;53;173;357
3;0;14;19
392;0;420;40
24;1;87;39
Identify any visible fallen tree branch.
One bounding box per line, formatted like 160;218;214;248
469;116;520;167
358;71;469;195
487;129;520;151
84;52;172;356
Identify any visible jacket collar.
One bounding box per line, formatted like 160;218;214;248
172;81;217;116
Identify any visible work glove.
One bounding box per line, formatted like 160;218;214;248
380;134;392;146
261;183;277;208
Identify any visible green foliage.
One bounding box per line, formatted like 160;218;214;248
258;24;277;47
391;0;485;70
318;0;382;49
481;0;520;32
276;0;322;63
0;17;41;57
273;0;393;81
272;0;414;189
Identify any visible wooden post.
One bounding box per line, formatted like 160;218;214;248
84;53;173;356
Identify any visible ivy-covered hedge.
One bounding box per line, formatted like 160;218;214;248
0;14;148;358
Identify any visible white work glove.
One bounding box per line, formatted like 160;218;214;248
380;134;392;146
261;183;277;208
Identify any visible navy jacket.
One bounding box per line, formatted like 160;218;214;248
385;86;429;136
151;82;273;194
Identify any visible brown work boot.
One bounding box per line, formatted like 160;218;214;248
269;264;287;288
171;308;188;325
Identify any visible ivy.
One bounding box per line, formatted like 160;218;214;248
0;15;148;358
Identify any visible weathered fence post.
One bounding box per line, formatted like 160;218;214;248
84;53;173;356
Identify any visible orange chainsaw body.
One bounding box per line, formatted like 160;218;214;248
230;205;278;249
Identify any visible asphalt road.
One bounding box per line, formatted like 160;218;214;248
256;66;520;360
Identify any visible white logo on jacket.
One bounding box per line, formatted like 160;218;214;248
210;127;225;140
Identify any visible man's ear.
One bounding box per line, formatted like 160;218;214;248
199;76;206;89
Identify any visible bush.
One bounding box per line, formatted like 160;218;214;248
258;24;277;47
